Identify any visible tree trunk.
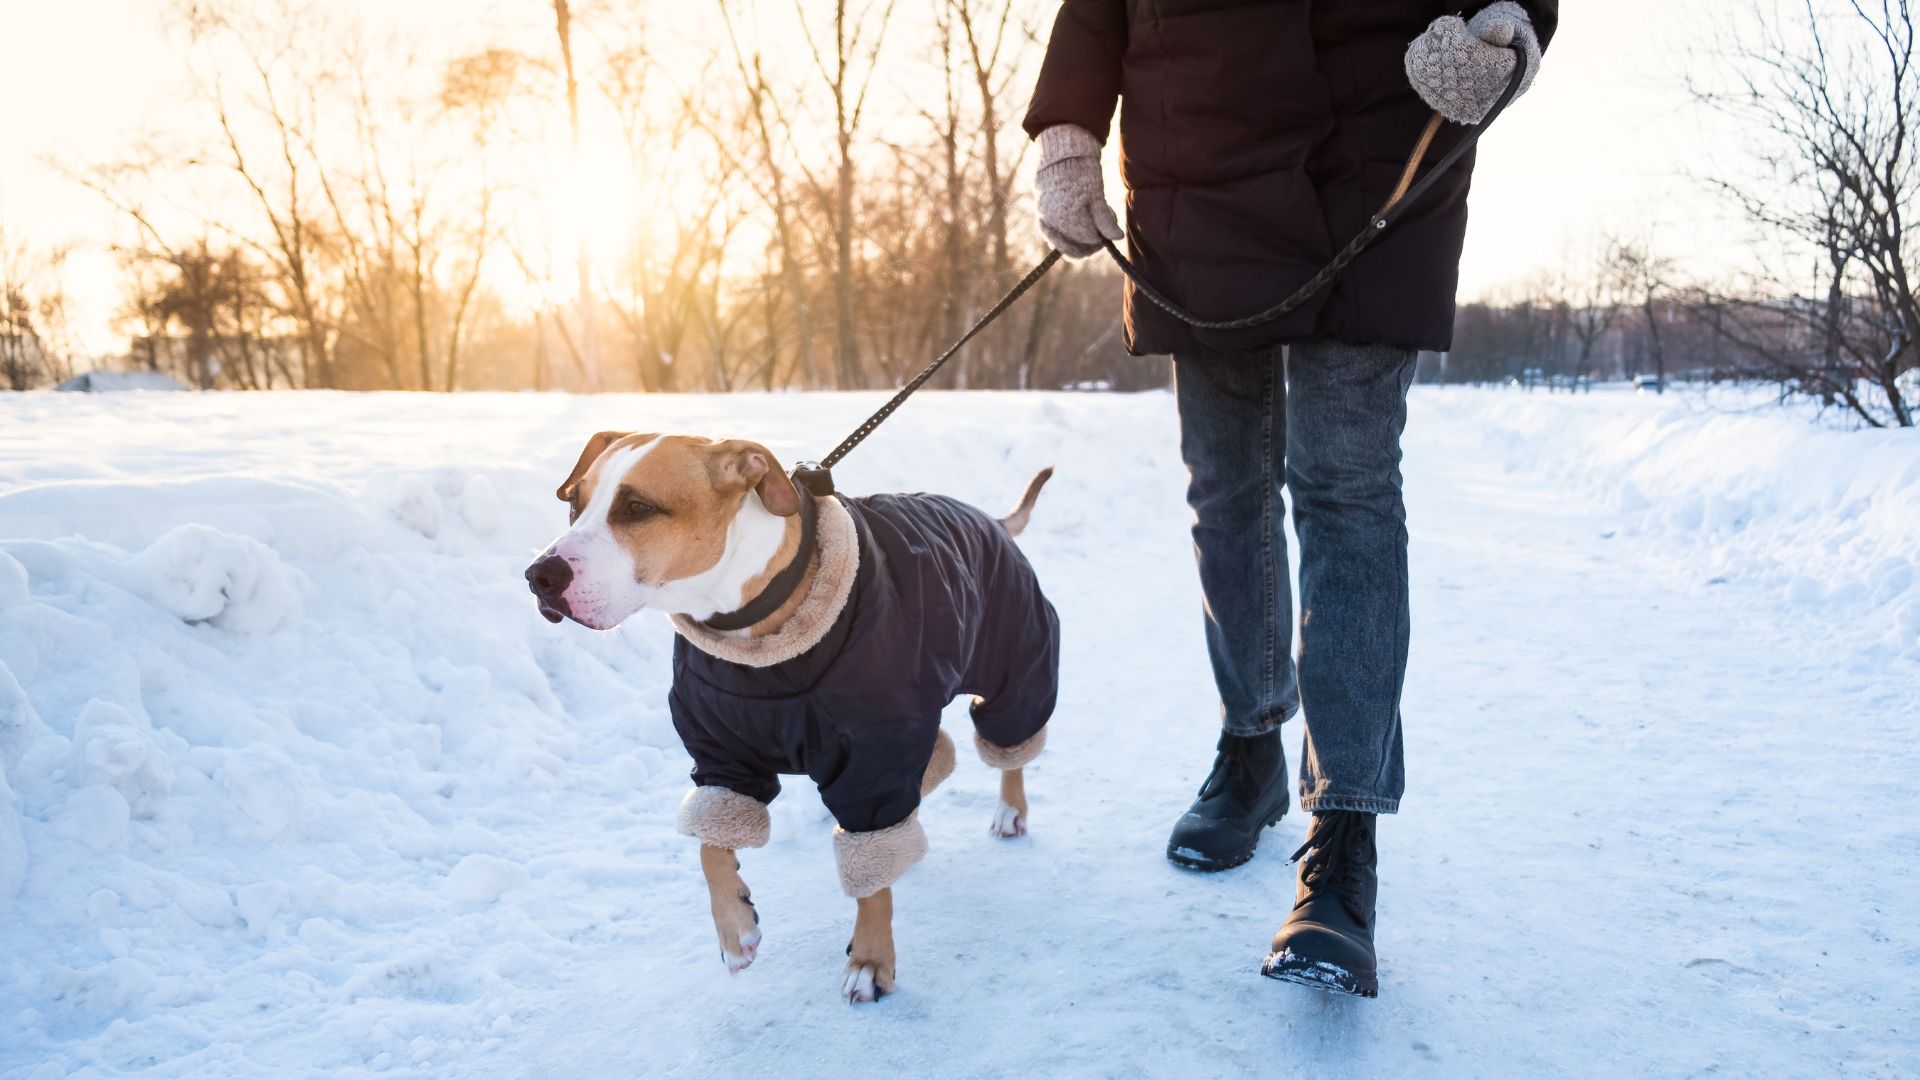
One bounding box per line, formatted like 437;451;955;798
835;126;859;388
554;0;600;392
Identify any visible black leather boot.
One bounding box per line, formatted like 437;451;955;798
1261;810;1379;998
1165;729;1289;872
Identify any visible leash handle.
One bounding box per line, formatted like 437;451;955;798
1103;41;1528;332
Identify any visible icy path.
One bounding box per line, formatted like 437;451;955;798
1;389;1914;1078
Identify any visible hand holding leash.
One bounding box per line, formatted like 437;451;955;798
1405;2;1543;124
1033;124;1124;259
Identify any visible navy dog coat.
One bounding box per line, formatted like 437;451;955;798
669;492;1059;836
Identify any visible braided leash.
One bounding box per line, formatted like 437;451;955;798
793;44;1524;497
794;249;1063;496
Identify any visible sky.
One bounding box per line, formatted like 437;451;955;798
0;0;1764;357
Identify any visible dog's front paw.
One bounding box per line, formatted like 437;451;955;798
722;926;761;974
989;801;1026;838
841;958;895;1004
713;891;761;974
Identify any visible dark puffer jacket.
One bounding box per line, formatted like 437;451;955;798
1024;0;1559;356
669;494;1060;834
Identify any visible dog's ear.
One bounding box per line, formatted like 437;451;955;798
710;440;799;517
556;431;631;503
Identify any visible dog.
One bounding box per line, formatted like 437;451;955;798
525;432;1058;1003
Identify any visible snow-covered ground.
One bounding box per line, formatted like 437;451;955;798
1;386;1915;1079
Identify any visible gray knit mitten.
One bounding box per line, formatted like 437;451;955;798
1034;124;1123;259
1405;1;1541;124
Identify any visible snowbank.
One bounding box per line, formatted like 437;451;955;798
1432;386;1920;658
0;400;685;1072
0;389;1168;1076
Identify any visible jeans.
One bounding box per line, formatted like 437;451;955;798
1174;340;1415;815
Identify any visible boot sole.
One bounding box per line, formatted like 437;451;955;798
1164;809;1287;873
1260;949;1378;998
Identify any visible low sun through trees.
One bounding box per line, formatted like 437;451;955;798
3;0;1914;423
50;0;1150;396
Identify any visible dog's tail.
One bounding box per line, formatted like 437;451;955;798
999;467;1054;538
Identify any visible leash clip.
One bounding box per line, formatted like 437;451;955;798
792;461;836;497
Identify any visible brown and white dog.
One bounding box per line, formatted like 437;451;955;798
526;432;1058;1003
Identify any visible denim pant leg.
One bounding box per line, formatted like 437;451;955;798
1285;340;1416;815
1172;347;1299;736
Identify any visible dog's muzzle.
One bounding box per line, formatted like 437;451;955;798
524;554;573;624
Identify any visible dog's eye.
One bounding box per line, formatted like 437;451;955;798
620;498;660;522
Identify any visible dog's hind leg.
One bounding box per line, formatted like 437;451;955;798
974;726;1047;839
842;887;896;1004
921;728;956;796
699;844;762;974
992;768;1029;838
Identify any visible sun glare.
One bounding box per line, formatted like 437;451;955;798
524;133;642;308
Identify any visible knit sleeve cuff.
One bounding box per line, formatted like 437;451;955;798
1037;124;1104;169
1472;1;1531;23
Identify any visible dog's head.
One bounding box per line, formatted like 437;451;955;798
524;431;800;630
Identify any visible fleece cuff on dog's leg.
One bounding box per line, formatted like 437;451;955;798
975;725;1046;770
833;813;927;898
921;729;956;797
676;786;771;849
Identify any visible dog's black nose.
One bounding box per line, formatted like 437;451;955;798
525;555;573;598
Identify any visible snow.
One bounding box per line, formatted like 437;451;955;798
440;854;530;905
131;524;306;634
0;386;1915;1078
1450;387;1920;657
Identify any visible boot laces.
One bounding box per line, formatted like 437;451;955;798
1290;813;1374;922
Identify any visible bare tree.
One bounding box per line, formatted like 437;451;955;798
441;47;536;391
552;0;602;391
1551;240;1629;383
591;18;751;393
1610;238;1675;391
1694;0;1918;426
952;0;1041;384
925;1;973;386
797;0;898;388
0;230;74;390
173;0;345;389
717;1;821;388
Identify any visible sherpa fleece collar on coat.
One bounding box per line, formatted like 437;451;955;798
670;495;859;668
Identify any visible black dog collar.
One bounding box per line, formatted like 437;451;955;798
697;480;819;633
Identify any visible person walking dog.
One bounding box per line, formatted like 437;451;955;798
1025;1;1556;997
